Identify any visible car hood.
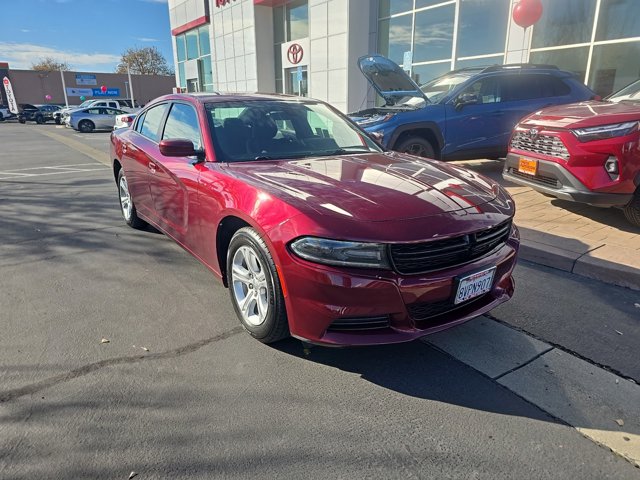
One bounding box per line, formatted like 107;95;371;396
358;55;429;106
521;100;640;129
223;152;499;222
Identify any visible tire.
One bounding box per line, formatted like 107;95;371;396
78;120;94;133
117;169;146;229
227;227;289;343
395;136;436;159
18;117;26;124
35;115;44;124
623;192;640;227
0;113;4;122
54;116;61;125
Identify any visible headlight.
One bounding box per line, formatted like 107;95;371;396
289;237;391;269
572;121;638;142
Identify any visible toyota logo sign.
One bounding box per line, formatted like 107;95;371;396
287;44;304;65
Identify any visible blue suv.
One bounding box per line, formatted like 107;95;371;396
350;55;597;160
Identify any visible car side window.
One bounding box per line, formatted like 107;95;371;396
139;104;169;142
162;103;202;150
86;108;101;114
459;77;502;104
501;74;569;101
108;102;117;108
134;112;147;133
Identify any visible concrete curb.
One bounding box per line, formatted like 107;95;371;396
423;317;640;469
519;239;640;291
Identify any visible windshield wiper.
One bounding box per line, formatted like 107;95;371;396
323;147;375;155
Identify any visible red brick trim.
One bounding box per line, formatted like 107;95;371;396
171;16;209;36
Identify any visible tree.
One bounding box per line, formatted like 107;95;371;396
31;57;71;71
116;46;173;75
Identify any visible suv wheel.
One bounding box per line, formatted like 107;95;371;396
623;192;640;227
35;115;45;124
396;136;436;159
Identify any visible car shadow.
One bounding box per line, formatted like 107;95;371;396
549;198;637;232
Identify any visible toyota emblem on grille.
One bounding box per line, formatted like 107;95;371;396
528;128;539;139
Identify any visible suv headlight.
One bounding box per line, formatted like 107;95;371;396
572;121;638;142
290;237;391;269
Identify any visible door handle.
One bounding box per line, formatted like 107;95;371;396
148;161;157;173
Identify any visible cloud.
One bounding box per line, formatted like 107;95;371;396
0;42;120;70
20;29;31;33
136;37;159;42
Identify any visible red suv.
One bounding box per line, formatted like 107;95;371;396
503;79;640;226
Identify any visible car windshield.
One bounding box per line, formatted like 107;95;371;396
206;100;383;162
420;73;472;103
607;79;640;102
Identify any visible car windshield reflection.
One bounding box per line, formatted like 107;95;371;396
206;100;382;162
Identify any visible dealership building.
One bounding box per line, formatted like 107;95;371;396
168;0;640;112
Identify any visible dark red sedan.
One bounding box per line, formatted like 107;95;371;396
110;93;519;346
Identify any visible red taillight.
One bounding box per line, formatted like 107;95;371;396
125;116;134;124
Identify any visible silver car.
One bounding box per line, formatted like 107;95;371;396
68;107;127;133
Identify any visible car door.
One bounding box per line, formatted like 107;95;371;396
122;103;169;223
499;73;572;134
150;102;203;247
444;75;507;158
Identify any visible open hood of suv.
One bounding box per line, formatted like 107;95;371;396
358;55;429;106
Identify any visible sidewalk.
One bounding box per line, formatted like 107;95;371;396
459;160;640;291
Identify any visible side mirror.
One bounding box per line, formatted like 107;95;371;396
159;138;203;159
368;131;384;145
455;93;479;110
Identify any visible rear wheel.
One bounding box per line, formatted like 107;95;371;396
35;115;44;124
18;117;26;124
623;192;640;227
78;120;94;133
395;136;436;159
117;169;146;229
227;227;289;344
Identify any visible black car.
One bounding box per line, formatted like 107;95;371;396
18;104;61;124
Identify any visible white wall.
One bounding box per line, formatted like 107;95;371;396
211;0;259;92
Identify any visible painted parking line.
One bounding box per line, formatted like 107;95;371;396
33;129;111;166
0;164;106;180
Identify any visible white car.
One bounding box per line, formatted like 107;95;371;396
114;112;138;130
0;106;15;121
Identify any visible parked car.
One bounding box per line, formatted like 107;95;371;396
59;99;140;125
111;93;519;346
18;104;61;124
503;79;640;226
0;106;15;121
113;112;137;130
68;107;128;132
350;55;597;161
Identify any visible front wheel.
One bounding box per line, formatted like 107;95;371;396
78;120;94;133
54;117;61;125
117;169;146;229
623;192;640;227
35;115;44;124
227;228;289;343
395;136;436;159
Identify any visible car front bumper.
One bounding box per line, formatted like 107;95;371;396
503;153;633;207
278;234;519;347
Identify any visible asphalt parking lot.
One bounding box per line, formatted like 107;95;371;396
1;123;639;479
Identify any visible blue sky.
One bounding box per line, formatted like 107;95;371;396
0;0;173;72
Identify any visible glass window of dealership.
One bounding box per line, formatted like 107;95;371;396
171;0;639;107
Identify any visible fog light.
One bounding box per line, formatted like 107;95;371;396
604;156;619;180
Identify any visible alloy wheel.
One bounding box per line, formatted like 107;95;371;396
231;245;270;327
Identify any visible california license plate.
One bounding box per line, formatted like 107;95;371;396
518;157;538;175
454;267;496;304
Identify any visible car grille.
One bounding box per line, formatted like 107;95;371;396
327;316;390;332
408;294;488;322
389;221;511;275
510;131;570;160
507;167;560;188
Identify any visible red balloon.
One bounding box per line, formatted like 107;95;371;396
513;0;543;28
100;85;107;93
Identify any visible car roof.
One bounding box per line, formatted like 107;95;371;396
151;92;319;105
